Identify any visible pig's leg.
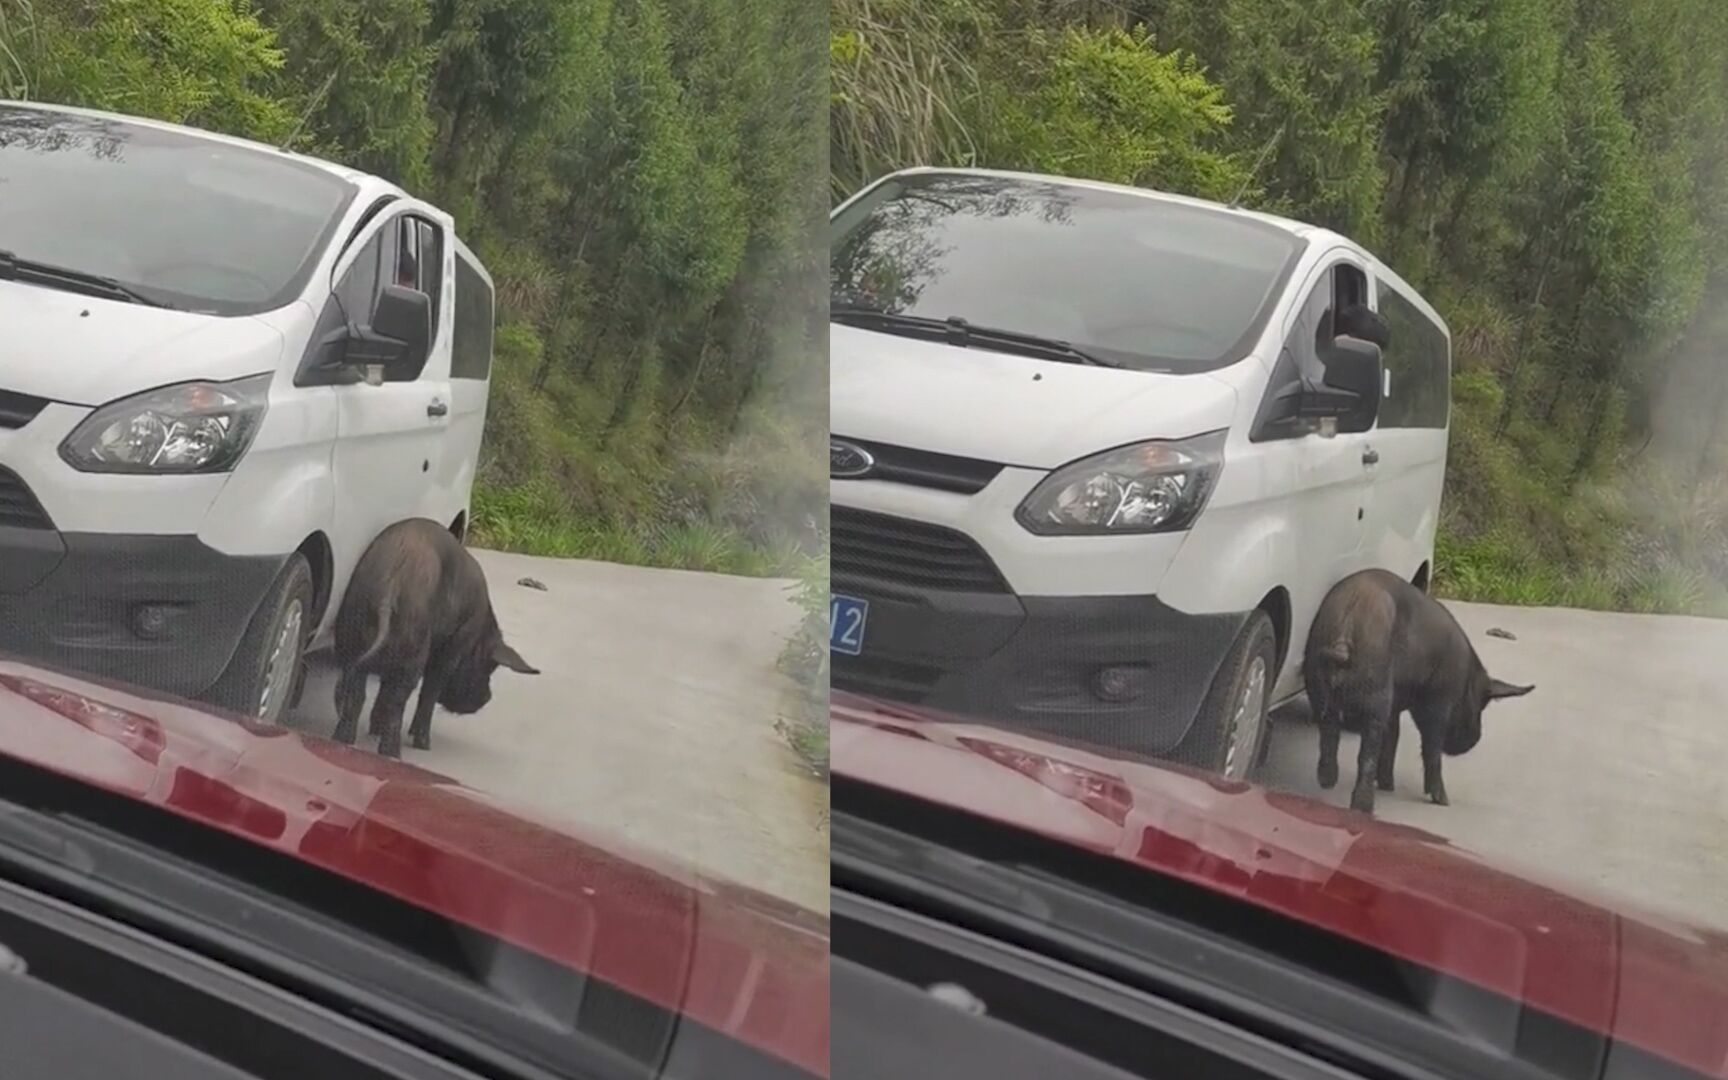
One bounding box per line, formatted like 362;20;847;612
371;671;417;759
332;669;366;745
1413;706;1449;805
1376;713;1400;792
407;663;450;752
1314;688;1342;790
1348;689;1393;814
407;639;462;751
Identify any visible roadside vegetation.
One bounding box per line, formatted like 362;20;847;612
777;543;830;778
833;0;1728;615
1;0;826;579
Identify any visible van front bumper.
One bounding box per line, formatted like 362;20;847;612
0;526;285;697
829;575;1249;755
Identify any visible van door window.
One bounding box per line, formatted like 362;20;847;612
1250;260;1375;441
330;219;431;383
335;231;384;327
395;218;420;288
1295;268;1335;386
417;219;443;336
390;216;443;346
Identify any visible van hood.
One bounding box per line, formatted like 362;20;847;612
0;281;285;405
830;323;1239;469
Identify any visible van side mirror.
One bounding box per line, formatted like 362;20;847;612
343;285;431;378
1316;337;1383;432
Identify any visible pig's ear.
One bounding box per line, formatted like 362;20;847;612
494;641;540;675
1487;678;1533;701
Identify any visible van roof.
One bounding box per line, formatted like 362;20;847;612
885;166;1449;339
0;99;394;191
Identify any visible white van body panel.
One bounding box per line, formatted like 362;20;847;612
829;167;1451;750
0;101;496;699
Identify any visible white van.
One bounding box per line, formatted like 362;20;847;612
829;168;1451;777
0;102;495;722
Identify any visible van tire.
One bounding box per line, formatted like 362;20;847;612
1170;611;1275;780
207;554;315;725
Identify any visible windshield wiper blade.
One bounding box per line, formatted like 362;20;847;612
831;304;1120;368
0;250;171;308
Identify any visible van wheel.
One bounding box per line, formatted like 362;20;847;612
207;554;314;725
1170;611;1276;780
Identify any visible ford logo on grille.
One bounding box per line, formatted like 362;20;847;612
830;439;875;479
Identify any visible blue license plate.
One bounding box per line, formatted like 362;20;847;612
830;595;868;656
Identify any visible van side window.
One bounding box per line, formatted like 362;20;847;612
1378;287;1449;428
452;252;494;380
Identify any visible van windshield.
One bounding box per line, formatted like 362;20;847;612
831;172;1306;372
0;106;356;316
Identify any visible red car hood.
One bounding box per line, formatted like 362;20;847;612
0;660;830;1077
832;691;1728;1079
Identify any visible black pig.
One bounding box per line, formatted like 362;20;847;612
332;519;538;757
1304;569;1532;814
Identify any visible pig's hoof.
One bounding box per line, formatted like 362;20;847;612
331;724;356;745
410;733;430;751
377;740;402;760
1428;789;1449;806
1317;762;1339;789
1377;776;1395;792
1349;788;1376;814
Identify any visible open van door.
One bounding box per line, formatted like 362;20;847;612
1255;258;1381;697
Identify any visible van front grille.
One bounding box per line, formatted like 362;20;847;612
832;506;1008;593
0;468;54;530
831;436;1003;494
0;390;48;430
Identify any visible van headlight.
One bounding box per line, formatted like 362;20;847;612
1016;431;1226;535
59;374;271;474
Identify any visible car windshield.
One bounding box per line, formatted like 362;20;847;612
830;172;1304;372
0;105;355;315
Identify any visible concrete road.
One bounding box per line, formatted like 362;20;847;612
286;549;829;915
1258;599;1728;929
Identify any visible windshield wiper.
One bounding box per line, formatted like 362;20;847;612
831;303;1120;368
0;250;171;309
